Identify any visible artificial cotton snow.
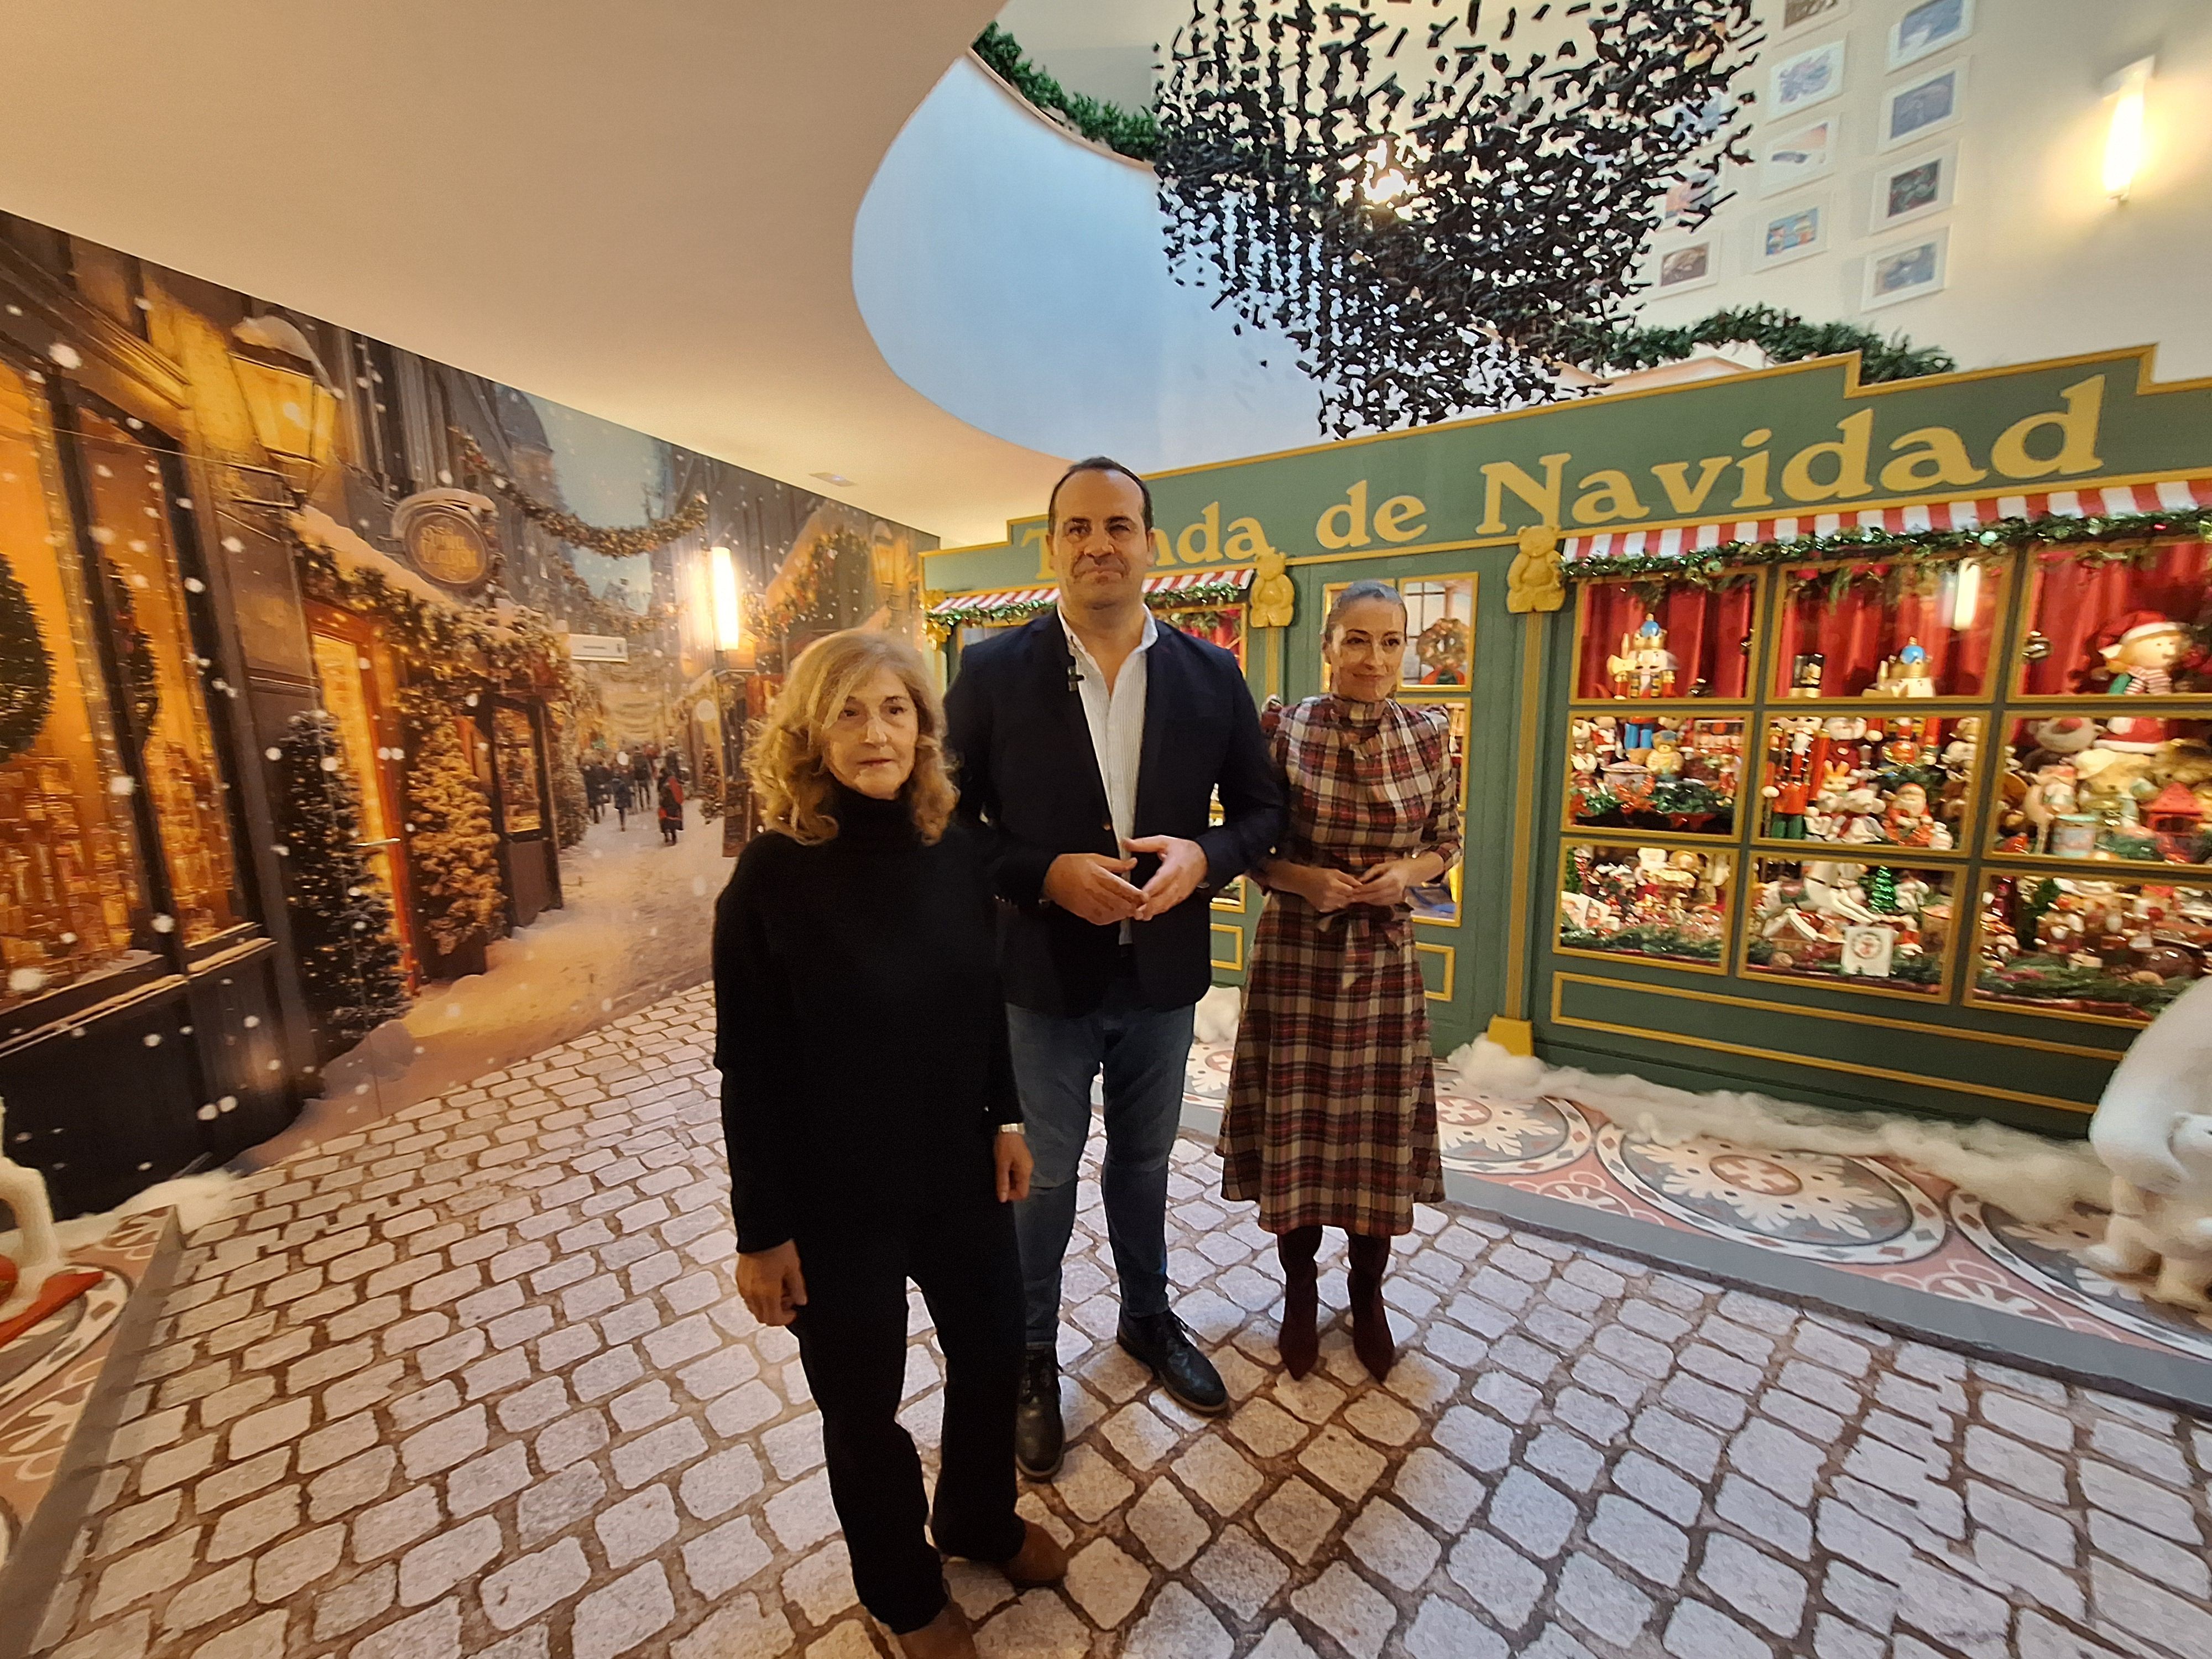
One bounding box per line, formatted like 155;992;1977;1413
1446;1038;2109;1229
1194;984;1243;1047
2;1170;244;1261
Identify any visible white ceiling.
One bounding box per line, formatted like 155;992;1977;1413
0;0;1062;546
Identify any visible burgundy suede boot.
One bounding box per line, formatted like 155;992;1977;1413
1276;1225;1323;1379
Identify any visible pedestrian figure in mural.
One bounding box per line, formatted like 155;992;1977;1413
610;770;633;830
658;769;684;844
1219;581;1460;1381
583;758;607;824
717;630;1061;1659
630;746;654;804
944;457;1283;1481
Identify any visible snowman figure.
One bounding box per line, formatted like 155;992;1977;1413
0;1097;64;1321
2084;1114;2212;1309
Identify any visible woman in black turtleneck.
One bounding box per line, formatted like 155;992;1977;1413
713;630;1062;1659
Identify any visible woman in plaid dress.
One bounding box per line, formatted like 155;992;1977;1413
1220;582;1462;1380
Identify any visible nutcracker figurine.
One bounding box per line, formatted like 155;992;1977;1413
1608;617;1678;699
1762;721;1818;839
1869;638;1937;698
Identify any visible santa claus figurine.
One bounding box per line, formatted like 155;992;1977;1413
2091;614;2195;753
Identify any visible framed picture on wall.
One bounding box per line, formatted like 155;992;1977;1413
1888;0;1973;70
1319;575;1478;690
1863;227;1949;309
1755;199;1829;268
1655;239;1719;295
1770;39;1846;117
1781;0;1850;34
1871;144;1957;231
1882;61;1969;149
1759;115;1838;196
1660;166;1719;228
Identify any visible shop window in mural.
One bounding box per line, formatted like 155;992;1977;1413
1573;577;1754;700
1972;872;2212;1025
309;630;411;968
0;362;152;1008
1771;559;1999;700
1992;713;2211;865
493;705;545;836
1568;715;1742;836
2016;543;2212;697
1755;714;1975;848
1321;576;1475;690
1557;842;1731;967
1744;858;1956;998
76;408;243;943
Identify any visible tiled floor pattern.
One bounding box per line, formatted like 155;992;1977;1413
27;982;2212;1659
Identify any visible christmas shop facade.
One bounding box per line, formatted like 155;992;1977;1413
0;213;932;1217
927;343;2212;1136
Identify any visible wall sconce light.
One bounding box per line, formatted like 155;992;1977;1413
229;315;338;498
709;545;744;652
2102;56;2153;203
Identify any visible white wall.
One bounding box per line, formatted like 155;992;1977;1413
853;55;1326;479
1638;0;2212;378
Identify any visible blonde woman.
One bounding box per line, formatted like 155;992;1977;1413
715;631;1063;1659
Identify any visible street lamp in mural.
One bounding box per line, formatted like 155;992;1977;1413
227;315;340;504
1155;0;1760;436
709;545;755;852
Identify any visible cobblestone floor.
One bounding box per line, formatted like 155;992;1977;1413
29;983;2212;1659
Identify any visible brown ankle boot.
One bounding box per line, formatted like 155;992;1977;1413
1346;1233;1396;1380
999;1519;1068;1588
1276;1225;1322;1379
895;1603;977;1659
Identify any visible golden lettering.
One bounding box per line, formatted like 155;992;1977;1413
1224;516;1275;560
1025;525;1051;581
1879;426;1989;493
1650;456;1734;515
1990;375;2106;479
1317;480;1371;549
1374;494;1428;542
1177;502;1222;564
1780;410;1875;502
1571;469;1650;525
1149;528;1174;566
1477;453;1569;534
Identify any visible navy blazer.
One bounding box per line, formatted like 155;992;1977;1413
944;609;1285;1016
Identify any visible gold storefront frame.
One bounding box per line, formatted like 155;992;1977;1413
1552;834;1739;978
1731;855;1967;1007
1744;708;1989;859
1961;861;2212;1030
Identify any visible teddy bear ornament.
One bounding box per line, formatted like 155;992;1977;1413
2085;978;2212;1309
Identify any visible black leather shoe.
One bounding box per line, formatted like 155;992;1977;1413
1117;1311;1229;1416
1014;1348;1064;1480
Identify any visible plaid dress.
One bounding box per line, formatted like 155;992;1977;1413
1220;695;1462;1234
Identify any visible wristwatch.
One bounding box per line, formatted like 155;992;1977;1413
997;1123;1026;1136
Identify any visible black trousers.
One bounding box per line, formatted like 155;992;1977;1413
790;1197;1025;1634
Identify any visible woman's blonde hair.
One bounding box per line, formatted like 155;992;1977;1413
745;629;957;845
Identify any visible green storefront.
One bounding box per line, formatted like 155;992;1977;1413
925;347;2212;1137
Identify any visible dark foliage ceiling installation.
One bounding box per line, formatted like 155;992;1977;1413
1156;0;1763;437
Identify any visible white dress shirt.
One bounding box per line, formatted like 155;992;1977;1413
1061;607;1157;941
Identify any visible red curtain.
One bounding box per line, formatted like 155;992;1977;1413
2021;541;2212;696
1575;581;1755;699
1769;563;1995;698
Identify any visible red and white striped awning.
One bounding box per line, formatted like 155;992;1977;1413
1562;476;2212;566
927;566;1254;617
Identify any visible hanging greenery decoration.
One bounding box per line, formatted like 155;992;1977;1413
0;547;54;764
928;573;1253;638
1157;0;1760;437
1567;504;2212;583
451;427;707;559
400;684;504;959
745;526;870;643
974;24;1161;162
1561;304;1957;385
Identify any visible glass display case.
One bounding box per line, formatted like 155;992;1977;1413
1990;713;2211;865
1568;714;1743;836
1970;871;2212;1025
1741;858;1957;998
1754;713;1979;848
1769;559;2000;700
2016;542;2212;698
1557;842;1733;969
1573;577;1755;700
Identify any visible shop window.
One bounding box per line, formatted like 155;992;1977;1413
1404;695;1468;925
1323;575;1477;690
1754;713;1977;848
0;361;155;1010
309;629;414;973
1160;604;1246;666
1573;577;1754;700
1568;715;1743;837
1770;559;1999;700
75;408;243;944
1557;842;1732;969
2017;542;2212;698
1971;872;2211;1026
1743;858;1957;999
493;703;544;835
1990;713;2211;867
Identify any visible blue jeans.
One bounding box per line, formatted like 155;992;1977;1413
1005;968;1197;1349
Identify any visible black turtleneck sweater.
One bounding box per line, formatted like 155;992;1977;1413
712;785;1022;1253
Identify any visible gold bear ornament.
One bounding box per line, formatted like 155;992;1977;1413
1249;546;1297;629
1507;524;1566;614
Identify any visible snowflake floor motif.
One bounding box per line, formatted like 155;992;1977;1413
23;987;2212;1659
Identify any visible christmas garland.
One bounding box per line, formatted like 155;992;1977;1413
745;526;870;642
928;573;1252;635
0;547;54;764
451;427;707;559
974;24;1159;163
1561;305;1956;386
1567;503;2212;585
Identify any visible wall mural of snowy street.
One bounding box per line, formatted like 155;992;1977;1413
0;207;936;1219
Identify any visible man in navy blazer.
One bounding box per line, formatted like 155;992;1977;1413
946;457;1283;1480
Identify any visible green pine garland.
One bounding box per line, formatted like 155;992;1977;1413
974;24;1160;163
1562;305;1956;385
933;574;1251;634
451;427;707;559
0;546;54;764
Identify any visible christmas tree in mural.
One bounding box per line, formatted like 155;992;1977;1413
402;690;504;963
274;711;408;1046
0;547;53;764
